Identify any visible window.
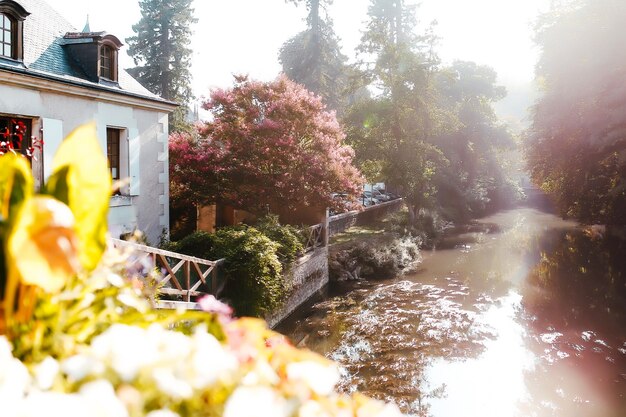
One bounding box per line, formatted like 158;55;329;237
0;1;29;61
0;116;31;156
0;13;13;58
99;45;113;80
106;128;121;180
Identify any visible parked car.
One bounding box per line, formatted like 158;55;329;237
371;189;391;202
361;191;380;206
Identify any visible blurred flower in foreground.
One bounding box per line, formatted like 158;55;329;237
9;196;80;293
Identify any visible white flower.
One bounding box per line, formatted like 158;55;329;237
33;357;60;390
62;354;105;382
19;392;90;417
188;329;238;389
223;386;293;417
286;361;340;396
145;409;180;417
78;379;128;417
90;324;178;382
241;359;280;386
152;368;193;399
0;336;30;403
298;400;332;417
20;388;125;417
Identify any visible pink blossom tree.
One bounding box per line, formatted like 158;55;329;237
170;75;362;219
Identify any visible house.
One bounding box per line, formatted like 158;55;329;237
0;0;177;244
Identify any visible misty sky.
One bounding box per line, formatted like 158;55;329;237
46;0;550;120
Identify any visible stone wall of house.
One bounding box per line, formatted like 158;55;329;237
265;246;329;328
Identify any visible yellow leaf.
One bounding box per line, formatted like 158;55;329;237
0;153;34;328
7;196;80;293
45;122;111;271
0;153;33;222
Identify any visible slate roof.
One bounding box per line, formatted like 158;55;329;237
0;0;175;107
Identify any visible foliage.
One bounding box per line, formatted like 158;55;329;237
345;0;448;224
170;75;363;217
433;61;520;220
343;1;520;224
164;227;285;318
280;0;349;111
164;215;304;316
526;0;626;224
211;227;285;317
126;0;197;132
0;124;404;417
255;214;305;264
162;230;215;260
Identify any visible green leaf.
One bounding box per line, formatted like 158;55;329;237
44;123;111;271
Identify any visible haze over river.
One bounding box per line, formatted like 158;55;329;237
278;207;626;417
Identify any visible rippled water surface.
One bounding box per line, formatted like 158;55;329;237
278;208;626;417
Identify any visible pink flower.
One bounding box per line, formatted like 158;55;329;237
198;295;233;320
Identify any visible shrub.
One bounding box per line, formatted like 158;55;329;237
163;230;215;259
255;214;305;264
164;227;285;317
211;226;285;317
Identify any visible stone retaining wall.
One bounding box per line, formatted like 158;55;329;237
266;246;329;328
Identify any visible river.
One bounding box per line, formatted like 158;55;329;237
277;207;626;417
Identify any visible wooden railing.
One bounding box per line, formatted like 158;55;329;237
111;239;225;303
303;223;325;253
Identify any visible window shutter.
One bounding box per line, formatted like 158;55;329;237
42;118;63;181
128;128;140;195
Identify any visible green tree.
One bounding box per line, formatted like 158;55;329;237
434;61;518;220
346;0;446;224
126;0;197;132
280;0;349;111
526;0;626;224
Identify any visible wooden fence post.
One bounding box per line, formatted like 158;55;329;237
324;207;330;247
211;264;218;295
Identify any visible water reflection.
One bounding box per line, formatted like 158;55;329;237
278;208;626;417
285;279;498;415
520;230;626;417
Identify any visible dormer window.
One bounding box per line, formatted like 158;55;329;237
0;13;13;58
97;36;121;82
99;44;114;80
63;31;122;83
0;0;30;61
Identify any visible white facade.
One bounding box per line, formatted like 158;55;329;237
0;70;174;245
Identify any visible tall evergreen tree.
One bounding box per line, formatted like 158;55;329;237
126;0;197;132
280;0;349;111
347;0;446;223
